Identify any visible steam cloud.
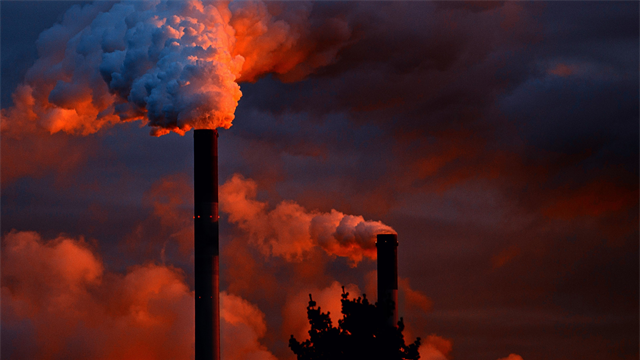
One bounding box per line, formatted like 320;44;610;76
2;3;530;359
220;174;396;264
2;230;518;360
418;335;453;360
1;230;275;360
1;0;352;137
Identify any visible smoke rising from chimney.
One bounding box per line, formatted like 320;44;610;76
220;174;396;265
2;230;523;360
1;0;353;137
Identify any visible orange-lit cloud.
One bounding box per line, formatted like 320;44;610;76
497;354;524;360
2;230;274;360
0;226;495;360
120;174;194;262
222;237;280;301
3;2;634;360
542;180;638;220
0;127;94;187
403;129;499;194
282;281;362;342
143;174;194;256
400;277;434;314
220;291;278;360
548;63;577;77
0;1;353;137
2;230;193;360
230;1;352;83
492;246;521;269
219;173;395;264
419;335;453;360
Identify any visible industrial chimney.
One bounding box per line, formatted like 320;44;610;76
376;233;398;328
194;129;220;360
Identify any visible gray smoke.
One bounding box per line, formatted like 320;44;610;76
2;0;352;136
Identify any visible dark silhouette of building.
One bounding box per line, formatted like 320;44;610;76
289;233;420;359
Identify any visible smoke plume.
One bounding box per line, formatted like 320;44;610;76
418;335;453;360
2;229;517;360
1;0;352;137
219;173;396;264
220;292;278;360
1;230;274;360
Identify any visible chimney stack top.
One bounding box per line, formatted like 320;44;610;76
376;233;398;246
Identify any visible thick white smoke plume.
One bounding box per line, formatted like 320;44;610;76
1;0;351;136
220;174;396;264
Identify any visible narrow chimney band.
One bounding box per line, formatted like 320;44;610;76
194;129;220;360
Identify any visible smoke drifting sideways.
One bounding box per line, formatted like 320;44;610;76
2;229;522;360
1;230;278;360
1;1;352;137
220;174;396;265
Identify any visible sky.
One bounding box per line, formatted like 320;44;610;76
1;1;638;360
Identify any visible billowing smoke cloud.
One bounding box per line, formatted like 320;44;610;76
124;174;195;261
2;230;193;359
2;230;519;360
1;230;274;360
1;0;352;137
220;291;278;360
418;335;453;360
219;173;396;264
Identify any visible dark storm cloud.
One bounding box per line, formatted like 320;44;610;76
1;2;637;360
227;2;540;211
221;3;638;359
502;1;639;168
232;1;638;210
242;2;534;124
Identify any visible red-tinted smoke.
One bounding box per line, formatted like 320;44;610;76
219;173;395;265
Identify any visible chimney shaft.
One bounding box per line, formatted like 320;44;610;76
194;129;219;360
377;233;398;328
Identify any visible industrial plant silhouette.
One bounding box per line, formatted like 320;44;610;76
289;234;421;360
191;126;416;360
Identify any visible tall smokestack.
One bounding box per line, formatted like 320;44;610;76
194;129;220;360
377;233;398;328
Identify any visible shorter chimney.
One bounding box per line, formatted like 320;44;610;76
376;233;398;327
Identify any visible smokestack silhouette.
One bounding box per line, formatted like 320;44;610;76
377;233;398;327
194;129;220;360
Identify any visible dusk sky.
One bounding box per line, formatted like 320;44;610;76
1;1;638;360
